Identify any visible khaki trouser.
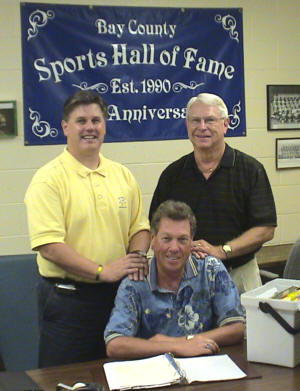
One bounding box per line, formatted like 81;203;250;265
229;257;262;295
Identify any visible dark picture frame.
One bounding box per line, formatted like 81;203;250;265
276;138;300;169
0;101;17;137
267;85;300;130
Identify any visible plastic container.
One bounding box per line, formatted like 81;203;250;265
241;278;300;367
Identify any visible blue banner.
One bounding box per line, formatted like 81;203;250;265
21;4;245;145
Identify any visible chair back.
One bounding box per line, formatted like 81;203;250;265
283;240;300;280
0;254;39;371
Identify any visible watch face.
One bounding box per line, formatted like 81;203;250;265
186;335;195;340
223;245;232;253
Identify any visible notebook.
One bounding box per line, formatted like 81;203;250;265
103;353;246;390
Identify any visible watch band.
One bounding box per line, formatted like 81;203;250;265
95;265;103;281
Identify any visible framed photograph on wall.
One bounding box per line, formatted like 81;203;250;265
0;101;17;137
267;85;300;130
276;138;300;169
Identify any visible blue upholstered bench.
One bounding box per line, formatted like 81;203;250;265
0;254;39;371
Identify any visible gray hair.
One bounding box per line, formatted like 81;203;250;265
151;200;196;238
62;90;108;121
186;93;228;118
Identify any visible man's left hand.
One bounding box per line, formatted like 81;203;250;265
192;239;225;260
149;333;220;356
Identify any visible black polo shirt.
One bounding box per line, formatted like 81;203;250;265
149;144;277;268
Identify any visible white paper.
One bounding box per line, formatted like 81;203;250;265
103;353;246;390
103;354;181;390
175;354;246;382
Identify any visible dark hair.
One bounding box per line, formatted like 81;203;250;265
62;90;108;121
151;200;196;238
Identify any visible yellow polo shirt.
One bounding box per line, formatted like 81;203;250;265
24;149;149;281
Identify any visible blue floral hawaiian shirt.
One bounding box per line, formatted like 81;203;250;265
104;255;244;344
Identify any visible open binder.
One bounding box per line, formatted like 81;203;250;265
103;353;246;390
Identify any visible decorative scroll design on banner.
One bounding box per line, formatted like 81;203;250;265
21;4;245;144
215;14;239;43
228;101;241;130
72;81;109;93
27;9;55;40
29;108;58;138
173;81;205;93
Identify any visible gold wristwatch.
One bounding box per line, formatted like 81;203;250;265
222;244;232;258
186;335;195;340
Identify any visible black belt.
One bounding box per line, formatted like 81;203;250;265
41;276;119;291
41;276;120;302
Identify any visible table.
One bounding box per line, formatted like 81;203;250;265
27;343;300;391
257;243;292;267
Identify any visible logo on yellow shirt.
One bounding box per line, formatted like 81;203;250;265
118;196;127;208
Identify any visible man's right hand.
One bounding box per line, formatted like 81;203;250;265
178;334;220;356
99;252;148;283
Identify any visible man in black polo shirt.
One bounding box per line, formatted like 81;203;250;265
149;93;277;294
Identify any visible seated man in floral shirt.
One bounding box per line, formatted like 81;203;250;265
104;200;244;359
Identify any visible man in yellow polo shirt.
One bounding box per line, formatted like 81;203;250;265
24;90;150;367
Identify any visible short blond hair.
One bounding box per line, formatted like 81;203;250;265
186;93;228;118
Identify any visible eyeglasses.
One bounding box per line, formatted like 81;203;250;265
187;116;224;126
